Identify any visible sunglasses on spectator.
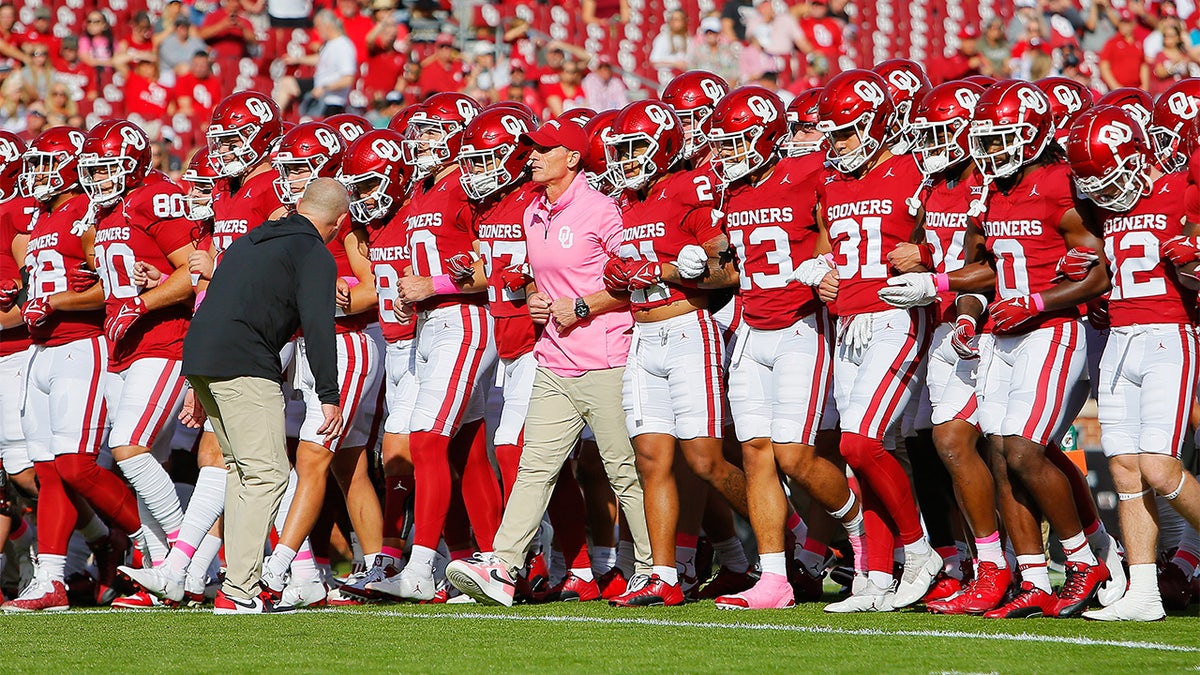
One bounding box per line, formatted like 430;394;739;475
32;51;47;57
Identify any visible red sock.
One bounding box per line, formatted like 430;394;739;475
445;482;472;552
1045;442;1099;531
451;419;502;552
496;438;522;505
861;487;896;575
33;462;76;556
409;430;453;550
548;462;590;570
840;432;923;545
54;454;140;533
383;474;414;541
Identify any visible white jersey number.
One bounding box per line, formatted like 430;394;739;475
828;216;887;280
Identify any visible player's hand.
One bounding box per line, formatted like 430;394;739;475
66;262;101;293
188;249;214;282
674;244;709;280
1162;236;1200;267
626;261;662;291
1055;246;1100;281
393;301;414;324
603;256;631;292
527;291;552;325
500;262;533;293
790;255;833;286
839;313;872;359
817;268;839;303
398;274;436;303
1086;296;1110;330
178;387;207;428
878;273;938;309
22;296;52;328
549;296;579;331
0;278;18;312
133;261;164;289
887;242;934;274
105;296;148;342
317;403;344;446
445;251;479;283
336;277;352;311
989;294;1042;334
950;314;979;360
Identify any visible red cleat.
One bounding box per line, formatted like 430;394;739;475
920;572;962;604
515;553;550;602
927;562;1012;615
1052;560;1110;618
534;572;601;603
597;567;628;600
2;579;69;613
609;574;685;607
111;589;167;610
983;581;1056;619
696;567;757;600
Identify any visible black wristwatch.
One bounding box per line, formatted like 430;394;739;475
574;297;590;319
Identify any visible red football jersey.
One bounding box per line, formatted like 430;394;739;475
93;181;194;371
617;167;721;311
722;154;821;330
980;161;1081;334
403;168;485;312
473;181;537;360
330;220;372;334
0;196;36;357
209;168;285;270
24;194;104;346
1100;172;1197;326
368;204;417;343
922;170;982;324
819;153;924;316
1185;149;1200;224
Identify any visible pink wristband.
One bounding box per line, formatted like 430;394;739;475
1030;292;1045;313
340;275;360;289
193;290;207;312
431;274;457;296
934;273;950;293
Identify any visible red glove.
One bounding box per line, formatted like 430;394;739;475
66;262;101;293
22;296;52;328
0;279;17;312
917;242;935;270
989;294;1043;334
500;262;533;293
950;314;979;360
444;252;478;283
603;256;631;292
625;261;662;291
1162;236;1200;267
105;296;148;342
1086;296;1110;330
1055;246;1099;282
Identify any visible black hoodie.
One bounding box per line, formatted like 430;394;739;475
183;213;339;405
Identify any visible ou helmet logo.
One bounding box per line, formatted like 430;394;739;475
244;96;275;123
1096;120;1133;152
500;114;528;136
953;87;979;110
339;122;365;141
314;127;341;155
1168;91;1199;120
68;130;87;149
747;95;778;123
1052;85;1083;113
853;80;885;106
1122;104;1151;127
456;99;479;122
644;104;676;133
887;69;921;94
0;139;16;162
1015;86;1048;115
372;138;403;162
119;125;147;151
699;78;725;102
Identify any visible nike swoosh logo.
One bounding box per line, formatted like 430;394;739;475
489;569;516;589
224;595;259;610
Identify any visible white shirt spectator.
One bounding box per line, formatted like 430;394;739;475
582;69;628;111
314;34;356;105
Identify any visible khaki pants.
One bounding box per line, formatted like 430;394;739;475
189;375;289;600
493;367;651;574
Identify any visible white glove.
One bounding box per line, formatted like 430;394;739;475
877;273;938;309
791;255;834;286
675;244;709;279
840;314;873;359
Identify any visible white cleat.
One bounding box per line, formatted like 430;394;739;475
1083;592;1165;622
825;576;895;613
1094;534;1127;607
281;576;328;608
119;565;185;604
369;562;436;601
893;546;943;608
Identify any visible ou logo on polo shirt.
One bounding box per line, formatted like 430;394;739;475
558;225;574;249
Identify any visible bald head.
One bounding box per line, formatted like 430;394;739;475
298;177;350;242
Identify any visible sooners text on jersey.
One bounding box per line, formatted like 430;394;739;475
23;194;103;346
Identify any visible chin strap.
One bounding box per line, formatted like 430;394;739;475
905;177;933;217
967;177;991;218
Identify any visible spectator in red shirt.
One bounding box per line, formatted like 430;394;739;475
21;6;59;57
939;24;993;83
118;12;159;65
173;50;222;123
361;10;408;106
417;33;465;95
1100;8;1150;90
121;55;170;138
543;61;587;117
333;0;375;65
799;0;843;78
400;60;425;103
199;0;258;93
53;37;98;101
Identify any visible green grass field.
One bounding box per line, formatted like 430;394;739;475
5;599;1199;674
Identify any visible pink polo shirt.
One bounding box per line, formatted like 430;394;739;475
524;172;632;377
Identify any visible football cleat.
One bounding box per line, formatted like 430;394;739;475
90;531;130;606
926;562;1011;615
714;573;795;610
281;576;328;609
1093;533;1127;607
326;585;369;606
1158;559;1195;611
533;572;601;603
1052;560;1110;618
983;581;1057;619
1083;592;1166;622
609;574;685;607
696;567;758;600
111;589;167;610
212;589;294;615
596;567;629;600
341;556;402;600
2;579;69;613
893;545;943;608
515;552;550;602
119;565;186;604
824;576;895;613
920;572;962;604
387;561;437;602
788;563;826;603
445;553;517;607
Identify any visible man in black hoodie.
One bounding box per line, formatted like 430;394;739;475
182;177;347;614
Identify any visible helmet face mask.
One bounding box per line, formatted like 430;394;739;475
969;120;1046;180
184;178;214;221
676;107;713;159
709;125;765;183
273;154;328;205
21;151;71;201
1148;124;1185;172
912;117;968;175
78;155;135;206
341;171;393;223
403;117;458;172
206;123;261;178
781;124;822;157
820;114;881;173
1074;151;1148;212
605;133;659;191
458;144;515;200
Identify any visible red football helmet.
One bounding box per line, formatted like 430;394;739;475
1096;88;1153;131
1148;78;1200;173
20;126;87;202
388;104;421;136
662;70;731;160
340;129;410;224
491;100;540;126
910;81;983;175
968;80;1053;180
206;91;284;178
1035;77;1094;140
78;119;151;207
457;107;534;201
873;59;932;153
963;75;998;88
1066;105;1152;212
583;110;620;196
782;87;822;157
708;86;786;183
0;131;27;203
272;122;345;205
401;92;483;173
324;113;373;144
558;108;596;127
605;100;684;190
182;146;219;221
816;69;895;173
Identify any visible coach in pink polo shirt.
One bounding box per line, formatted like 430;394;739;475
446;119;652;607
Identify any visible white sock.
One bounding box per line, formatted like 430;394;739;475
77;514;109;543
118;454;184;533
274;469;299;532
137;498;170;565
364;552;379;569
38;553;66;584
759;551;787;577
712;536;750;574
569;566;594;582
904;537;932;558
1084;519;1108;552
1017;554;1052;594
652;564;678;585
867;570;893;589
616;541;636;576
168;466;226;573
1128;563;1160;598
186;534;223;583
675;545;697;584
975;534;1006;568
1061;532;1098;566
264;544;296;587
590;545;616;576
408;544;437;570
